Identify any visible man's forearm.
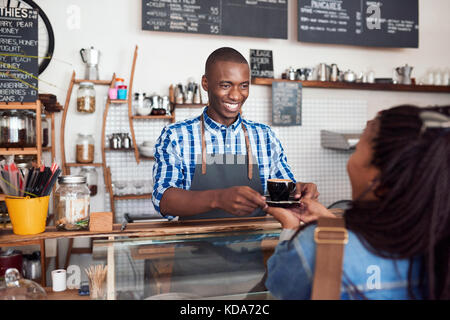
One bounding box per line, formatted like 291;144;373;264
159;187;219;217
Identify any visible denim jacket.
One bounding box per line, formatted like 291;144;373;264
265;224;423;300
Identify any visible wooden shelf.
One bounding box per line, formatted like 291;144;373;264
74;79;112;85
113;193;152;200
110;99;128;104
175;103;206;108
0;103;38;110
104;148;134;152
42;146;52;152
132;115;175;120
251;77;450;93
0;148;38;155
65;163;103;167
140;155;155;161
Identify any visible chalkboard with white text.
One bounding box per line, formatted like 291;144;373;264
272;82;302;126
298;0;419;48
142;0;287;39
0;6;38;102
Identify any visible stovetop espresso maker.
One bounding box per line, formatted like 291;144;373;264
80;46;100;80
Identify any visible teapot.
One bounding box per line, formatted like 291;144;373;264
343;70;357;82
395;64;414;85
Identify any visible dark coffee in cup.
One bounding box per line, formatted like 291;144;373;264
267;179;296;201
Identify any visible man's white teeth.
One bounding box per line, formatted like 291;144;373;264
225;103;239;110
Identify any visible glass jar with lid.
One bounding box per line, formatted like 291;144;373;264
0;111;9;148
25;111;36;147
79;167;99;196
0;268;47;300
76;133;95;163
41;114;49;147
77;82;96;113
14;154;37;168
55;175;90;230
1;110;27;148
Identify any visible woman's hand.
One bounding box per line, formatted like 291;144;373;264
264;198;335;229
264;205;304;229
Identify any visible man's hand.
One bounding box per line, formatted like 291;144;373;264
293;182;319;200
215;186;267;216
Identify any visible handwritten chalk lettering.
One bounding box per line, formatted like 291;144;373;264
311;0;342;11
0;21;13;27
0;45;21;52
0;7;33;18
0;27;19;35
16;21;33;28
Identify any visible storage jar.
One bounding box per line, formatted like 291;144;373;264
55;175;90;230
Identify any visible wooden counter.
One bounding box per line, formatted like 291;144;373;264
44;287;90;300
0;216;281;245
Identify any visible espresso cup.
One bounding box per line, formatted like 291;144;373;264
267;179;296;201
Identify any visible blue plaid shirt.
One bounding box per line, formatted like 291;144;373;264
152;107;296;218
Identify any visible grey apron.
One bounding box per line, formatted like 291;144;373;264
169;115;267;297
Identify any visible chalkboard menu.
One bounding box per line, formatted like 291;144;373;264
272;82;302;126
0;6;38;102
298;0;419;48
142;0;287;39
250;49;274;78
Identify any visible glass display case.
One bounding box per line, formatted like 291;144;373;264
92;226;281;300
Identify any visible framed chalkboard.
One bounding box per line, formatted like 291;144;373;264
298;0;419;48
272;81;302;126
142;0;287;39
250;49;274;78
0;6;38;102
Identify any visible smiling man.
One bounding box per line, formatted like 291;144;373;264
152;47;318;220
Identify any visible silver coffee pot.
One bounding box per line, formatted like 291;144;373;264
80;46;100;80
395;64;414;85
318;63;331;81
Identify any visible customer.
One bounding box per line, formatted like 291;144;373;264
265;105;450;300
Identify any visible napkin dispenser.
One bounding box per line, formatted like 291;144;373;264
320;130;360;150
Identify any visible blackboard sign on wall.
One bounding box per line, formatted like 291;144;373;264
0;6;38;102
250;49;274;78
298;0;419;48
142;0;288;39
272;82;302;126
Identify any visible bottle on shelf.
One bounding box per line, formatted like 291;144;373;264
79;167;99;196
41;115;49;147
75;133;95;163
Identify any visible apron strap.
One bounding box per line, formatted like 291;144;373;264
311;216;348;300
241;123;253;180
200;114;253;180
201;114;207;175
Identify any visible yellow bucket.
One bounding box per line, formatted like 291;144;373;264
5;196;50;235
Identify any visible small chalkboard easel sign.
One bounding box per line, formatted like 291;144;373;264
250;49;274;78
272;81;302;126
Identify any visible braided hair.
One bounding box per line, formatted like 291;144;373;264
345;105;450;300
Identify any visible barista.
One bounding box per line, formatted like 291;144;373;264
152;47;319;220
